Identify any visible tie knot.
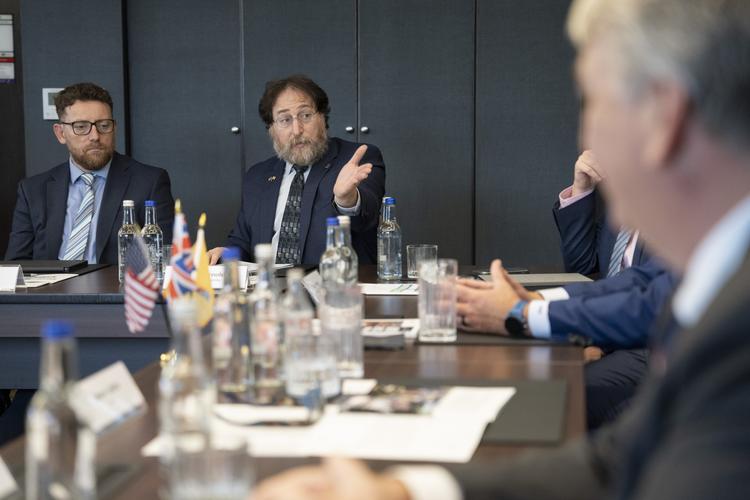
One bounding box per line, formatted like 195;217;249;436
292;164;308;175
80;173;94;186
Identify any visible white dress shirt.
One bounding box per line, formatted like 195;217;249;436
270;161;360;262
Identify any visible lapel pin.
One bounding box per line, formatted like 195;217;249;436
268;176;277;182
324;163;331;169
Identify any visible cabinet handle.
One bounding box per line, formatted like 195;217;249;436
230;126;240;134
360;126;370;134
345;126;354;133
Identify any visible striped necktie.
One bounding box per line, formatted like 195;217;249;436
275;164;308;264
606;228;633;277
62;173;96;261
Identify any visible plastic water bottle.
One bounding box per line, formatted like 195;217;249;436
141;200;164;285
337;216;358;285
158;299;214;464
213;247;253;399
117;200;141;283
377;197;402;280
249;244;284;403
319;217;343;286
26;321;96;500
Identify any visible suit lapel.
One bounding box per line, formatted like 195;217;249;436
258;160;286;243
298;140;339;253
95;154;132;261
45;163;71;259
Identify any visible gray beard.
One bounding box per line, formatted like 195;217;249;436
273;134;328;166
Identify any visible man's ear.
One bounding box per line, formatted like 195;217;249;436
52;123;67;145
641;82;691;172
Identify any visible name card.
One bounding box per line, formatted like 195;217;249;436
209;265;249;290
70;361;146;434
0;265;25;292
0;454;18;498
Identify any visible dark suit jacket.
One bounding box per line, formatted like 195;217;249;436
454;251;750;500
5;152;174;265
225;137;386;265
549;190;677;347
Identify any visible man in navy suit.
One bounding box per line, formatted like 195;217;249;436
208;75;386;265
5;82;174;266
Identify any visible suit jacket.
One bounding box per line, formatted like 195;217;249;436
5;152;175;265
454;251;750;500
549;190;677;347
225;137;386;265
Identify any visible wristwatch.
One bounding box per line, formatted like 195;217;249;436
504;300;530;338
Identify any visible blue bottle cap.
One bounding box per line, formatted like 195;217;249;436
326;217;340;226
222;246;240;261
42;320;74;340
384;197;396;205
145;200;156;207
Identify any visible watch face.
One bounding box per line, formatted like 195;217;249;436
504;316;525;338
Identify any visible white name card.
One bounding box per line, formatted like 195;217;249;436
70;361;146;434
0;454;18;498
209;265;249;290
0;265;25;292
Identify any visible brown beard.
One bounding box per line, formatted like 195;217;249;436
273;131;328;166
71;145;113;171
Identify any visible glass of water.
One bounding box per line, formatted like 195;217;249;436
168;435;253;500
418;259;458;343
319;286;364;379
285;334;341;412
406;244;438;279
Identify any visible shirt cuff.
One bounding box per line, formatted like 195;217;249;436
558;185;594;209
335;188;361;215
538;287;570;302
527;300;552;338
388;466;463;500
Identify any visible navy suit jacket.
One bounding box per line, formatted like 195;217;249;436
549;190;677;347
5;152;175;265
225;137;385;265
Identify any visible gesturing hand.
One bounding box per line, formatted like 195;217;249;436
572;150;604;196
334;145;373;208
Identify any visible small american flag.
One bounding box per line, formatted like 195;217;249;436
124;235;159;334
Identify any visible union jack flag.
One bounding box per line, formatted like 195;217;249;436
163;209;196;300
124;235;159;334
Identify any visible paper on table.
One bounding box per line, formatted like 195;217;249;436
0;454;18;498
142;386;515;463
362;319;420;340
17;273;77;288
359;283;419;296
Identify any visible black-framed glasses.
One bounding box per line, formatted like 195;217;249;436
273;111;317;129
59;119;116;136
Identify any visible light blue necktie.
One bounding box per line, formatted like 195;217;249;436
606;228;632;277
62;173;95;261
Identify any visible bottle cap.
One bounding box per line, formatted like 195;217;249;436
222;246;240;261
254;243;273;260
384;197;395;205
326;217;340;226
42;320;74;340
337;216;351;226
123;200;135;207
145;200;156;207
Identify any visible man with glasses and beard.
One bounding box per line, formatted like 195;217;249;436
5;82;175;265
207;75;385;265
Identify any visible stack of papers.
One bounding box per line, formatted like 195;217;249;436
19;273;77;288
359;283;419;296
142;383;515;463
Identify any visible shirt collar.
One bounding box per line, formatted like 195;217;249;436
673;194;750;328
69;156;111;183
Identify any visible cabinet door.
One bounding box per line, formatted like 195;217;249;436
475;0;579;269
242;0;357;167
359;0;475;263
127;0;242;246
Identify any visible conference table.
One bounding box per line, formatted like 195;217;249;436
0;265;585;498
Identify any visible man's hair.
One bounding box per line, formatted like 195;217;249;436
54;82;114;119
258;75;330;129
567;0;750;153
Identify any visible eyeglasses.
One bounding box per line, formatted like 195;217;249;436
273;111;317;129
59;119;116;136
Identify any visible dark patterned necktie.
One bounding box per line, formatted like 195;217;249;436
275;164;308;264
